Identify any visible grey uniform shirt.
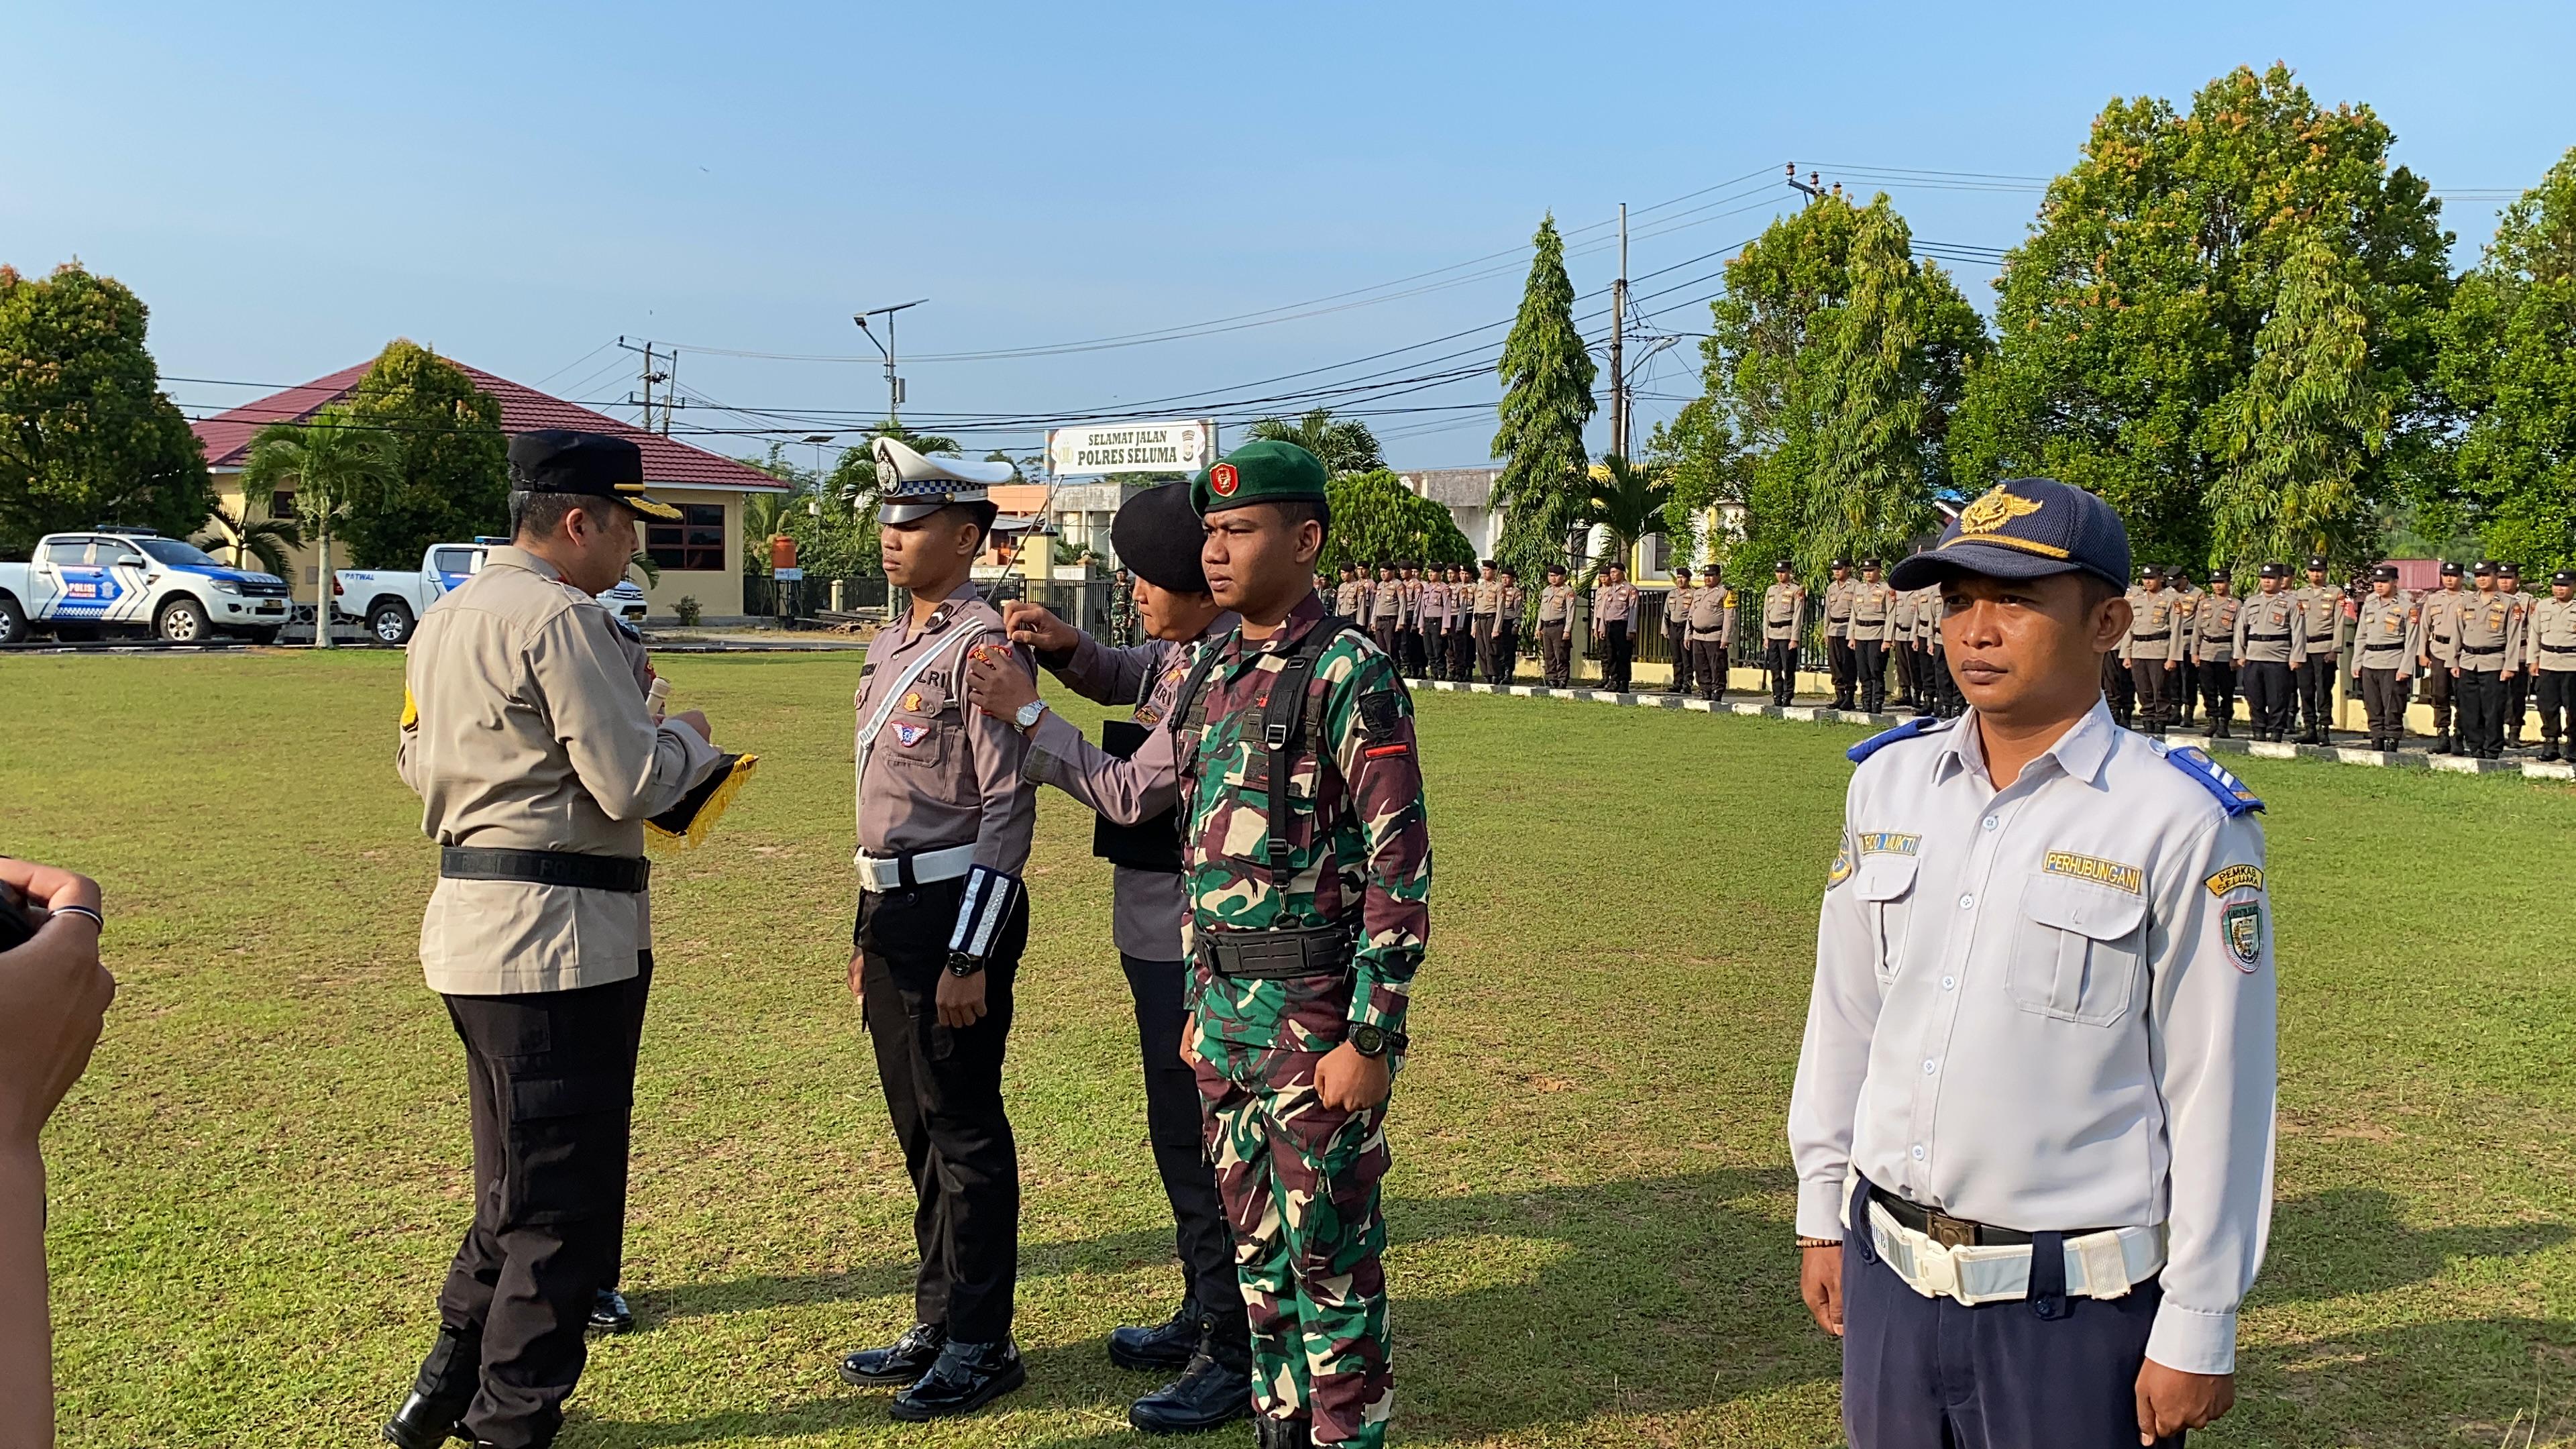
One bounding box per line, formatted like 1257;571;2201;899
2350;594;2420;672
1686;586;1737;645
2292;586;2345;659
2233;592;2307;663
1788;702;2276;1375
1764;583;1807;641
1023;614;1238;959
852;582;1037;872
2527;596;2576;672
1850;582;1895;643
2122;590;2182;663
2417;587;2467;666
2192;596;2242;663
1538;584;1576;625
399;547;721;996
2455;590;2523;672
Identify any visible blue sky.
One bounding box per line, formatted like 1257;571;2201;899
7;1;2571;470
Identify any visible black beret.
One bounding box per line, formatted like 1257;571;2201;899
506;429;677;519
1109;482;1208;594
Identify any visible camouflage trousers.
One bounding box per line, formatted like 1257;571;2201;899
1194;1051;1393;1449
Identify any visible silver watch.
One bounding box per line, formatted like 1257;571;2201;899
1013;699;1048;732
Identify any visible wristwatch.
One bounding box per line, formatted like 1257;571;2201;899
1348;1024;1397;1058
1012;699;1048;733
945;950;985;979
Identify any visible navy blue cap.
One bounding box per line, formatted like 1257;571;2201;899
1888;478;2130;592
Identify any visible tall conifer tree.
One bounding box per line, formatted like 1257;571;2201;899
1490;215;1597;578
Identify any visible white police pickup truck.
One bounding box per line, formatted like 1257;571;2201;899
335;539;652;644
0;529;295;645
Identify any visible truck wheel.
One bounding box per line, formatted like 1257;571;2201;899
0;594;24;645
156;596;211;643
369;599;417;645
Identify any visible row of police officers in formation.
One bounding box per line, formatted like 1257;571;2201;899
384;429;2286;1449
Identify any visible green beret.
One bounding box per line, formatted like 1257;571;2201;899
1191;438;1330;516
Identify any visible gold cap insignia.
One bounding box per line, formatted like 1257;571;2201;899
1959;484;2044;536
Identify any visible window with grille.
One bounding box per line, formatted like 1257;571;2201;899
647;503;726;572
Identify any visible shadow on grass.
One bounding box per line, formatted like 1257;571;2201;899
2231;1314;2576;1447
577;1167;1835;1445
640;1226;1188;1327
2256;1187;2572;1305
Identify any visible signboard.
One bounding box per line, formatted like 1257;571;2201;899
772;566;804;582
1046;419;1214;477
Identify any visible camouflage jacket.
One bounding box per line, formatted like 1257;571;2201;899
1175;592;1432;1054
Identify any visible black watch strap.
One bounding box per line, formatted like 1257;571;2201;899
945;951;985;979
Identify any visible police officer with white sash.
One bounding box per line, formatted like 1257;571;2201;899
1789;477;2276;1448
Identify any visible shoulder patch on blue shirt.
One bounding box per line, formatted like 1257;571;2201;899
1845;716;1950;765
2161;745;2265;815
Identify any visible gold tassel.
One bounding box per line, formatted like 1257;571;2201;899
646;753;759;849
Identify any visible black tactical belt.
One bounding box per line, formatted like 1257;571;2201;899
1197;923;1358;979
2463;644;2504;655
1871;1184;2109;1249
439;847;647;893
2129;631;2169;640
2247;631;2288;641
2543;644;2576;653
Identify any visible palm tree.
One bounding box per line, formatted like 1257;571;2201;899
1577;455;1674;579
1246;409;1385;476
193;496;303;577
239;406;397;649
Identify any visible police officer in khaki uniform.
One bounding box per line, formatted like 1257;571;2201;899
2234;564;2307;743
2528;570;2576;761
1764;561;1807;707
835;439;1043;1419
2119;564;2183;736
2191;575;2243;739
1849;561;1896;714
1886;582;1921;710
1495;568;1525;683
1593;563;1640;692
1823;559;1859;709
1367;564;1403;663
2170;570;2204;729
2452;561;2524;760
1913;583;1957;718
1536;564;1576;686
1663;568;1699;696
1470;560;1507;684
2349;564;2421;752
1685;563;1735;702
383;431;724;1449
2416;561;2467;753
2292;555;2345;745
2500;564;2536;745
1333;566;1370;625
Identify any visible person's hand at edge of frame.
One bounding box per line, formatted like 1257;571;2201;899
0;858;115;1148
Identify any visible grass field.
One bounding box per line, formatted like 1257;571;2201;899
9;649;2575;1448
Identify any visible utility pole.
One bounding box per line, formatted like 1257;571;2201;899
1609;201;1627;461
1787;163;1827;205
853;299;928;426
617;336;670;431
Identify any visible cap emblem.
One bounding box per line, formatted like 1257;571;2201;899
1959;484;2044;536
1209;462;1240;497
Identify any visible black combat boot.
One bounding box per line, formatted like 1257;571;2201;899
2212;715;2231;739
839;1322;947;1387
589;1288;634;1334
382;1324;480;1449
1127;1320;1254;1435
890;1339;1026;1421
1252;1413;1316;1449
1108;1301;1200;1372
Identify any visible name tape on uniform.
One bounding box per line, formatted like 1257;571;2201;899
2203;863;2265;897
2042;851;2143;896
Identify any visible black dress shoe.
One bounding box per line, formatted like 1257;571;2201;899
1110;1303;1202;1371
589;1288;634;1334
1252;1414;1314;1449
1128;1348;1254;1434
382;1324;481;1449
839;1322;947;1387
889;1339;1026;1421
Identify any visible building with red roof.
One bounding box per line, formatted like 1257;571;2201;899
192;358;788;621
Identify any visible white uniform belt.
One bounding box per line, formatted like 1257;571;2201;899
1866;1201;2166;1307
854;843;976;892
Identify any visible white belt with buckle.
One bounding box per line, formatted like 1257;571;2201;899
1865;1200;2167;1307
853;843;977;892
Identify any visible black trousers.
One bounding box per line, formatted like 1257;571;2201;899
2357;667;2410;742
1540;623;1570;685
1121;955;1245;1343
1371;619;1400;667
2101;651;2135;727
2538;670;2574;745
1601;621;1633;691
2129;658;2174;733
1765;639;1797;704
1495;622;1520;683
2298;653;2337;735
857;879;1029;1344
2506;670;2533;741
434;954;653;1449
1689;639;1727;700
2176;657;2199;723
1858;640;1887;712
1448;627;1474;681
1666;630;1692;693
2422;663;2455;737
1472;615;1501;682
2456;668;2506;756
2243;661;2294;737
1828;635;1857;706
2200;659;2238;731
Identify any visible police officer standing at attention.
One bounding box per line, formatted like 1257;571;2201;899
1173;440;1432;1449
963;484;1254;1434
2190;574;2242;739
1593;561;1640;692
1470;559;1506;684
1537;564;1576;686
1686;563;1735;703
383;431;724;1449
1495;567;1525;684
2119;565;2182;737
2500;564;2536;747
1663;566;1698;696
2292;556;2345;745
1764;561;1807;708
2416;561;2467;753
835;438;1042;1419
2169;571;2204;731
2452;561;2524;760
2527;570;2576;761
1790;477;2275;1449
1851;561;1896;714
1824;559;1860;710
2349;565;2420;753
2234;564;2306;743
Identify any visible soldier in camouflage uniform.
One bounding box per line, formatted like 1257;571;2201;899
1177;441;1432;1449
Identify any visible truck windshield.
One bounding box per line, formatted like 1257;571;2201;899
136;538;232;570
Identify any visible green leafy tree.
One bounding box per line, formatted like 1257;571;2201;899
826;421;961;515
337;340;509;567
1953;63;2452;573
1578;455;1674;578
1246;409;1385;475
193;495;303;577
1801;200;1953;576
0;262;213;554
1490;215;1597;580
2438;146;2576;572
1320;468;1474;574
239;405;398;647
2207;238;2395;577
1644;396;1745;569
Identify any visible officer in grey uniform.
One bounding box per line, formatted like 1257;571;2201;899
2190;576;2242;739
2416;561;2467;752
2233;564;2306;743
2349;565;2420;751
2452;561;2524;760
1664;568;1699;696
963;484;1254;1434
1537;564;1576;686
2291;555;2345;744
835;439;1043;1419
383;431;724;1449
2500;564;2536;745
2118;565;2182;737
1685;564;1735;702
1887;582;1921;710
1764;562;1808;708
1823;560;1859;710
1792;477;2274;1449
2528;570;2576;761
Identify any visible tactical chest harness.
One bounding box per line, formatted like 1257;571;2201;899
1167;614;1373;979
